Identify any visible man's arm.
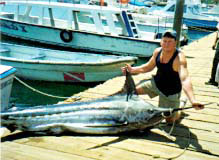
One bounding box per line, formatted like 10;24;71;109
178;52;204;110
123;48;160;74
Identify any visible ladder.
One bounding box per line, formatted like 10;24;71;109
121;11;139;38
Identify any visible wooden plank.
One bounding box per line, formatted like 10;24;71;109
185;108;219;117
152;126;219;144
14;135;219;160
178;119;219;133
183;112;219;123
14;136;163;160
1;142;94;160
149;128;219;156
77;137;219;160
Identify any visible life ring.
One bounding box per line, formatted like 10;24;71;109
60;30;73;43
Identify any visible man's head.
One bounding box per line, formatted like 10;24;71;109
162;30;177;40
160;30;177;52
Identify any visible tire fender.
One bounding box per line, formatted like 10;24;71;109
60;30;73;43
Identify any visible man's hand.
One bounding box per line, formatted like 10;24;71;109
192;100;204;110
121;64;133;75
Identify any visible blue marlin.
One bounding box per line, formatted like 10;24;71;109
0;71;191;135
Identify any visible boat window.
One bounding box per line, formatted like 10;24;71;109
77;11;95;24
188;5;199;15
28;6;67;19
167;4;175;12
1;4;26;15
166;4;187;13
183;5;187;13
193;5;201;14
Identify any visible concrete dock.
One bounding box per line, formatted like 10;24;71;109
1;32;219;160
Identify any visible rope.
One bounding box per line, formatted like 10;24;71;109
156;98;190;159
168;127;191;160
14;76;80;100
165;113;190;160
157;121;191;160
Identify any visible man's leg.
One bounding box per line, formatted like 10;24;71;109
159;93;181;124
206;50;219;86
136;79;157;98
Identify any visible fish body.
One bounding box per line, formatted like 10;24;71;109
1;95;171;134
0;70;182;135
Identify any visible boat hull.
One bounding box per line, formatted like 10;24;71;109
0;65;16;111
0;60;132;82
183;18;218;30
0;18;159;57
0;43;137;82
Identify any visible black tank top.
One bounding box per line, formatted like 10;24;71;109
154;49;182;96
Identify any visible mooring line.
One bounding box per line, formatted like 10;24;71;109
14;76;80;100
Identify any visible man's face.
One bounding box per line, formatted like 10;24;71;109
160;37;176;52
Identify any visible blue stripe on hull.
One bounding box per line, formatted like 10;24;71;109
183;18;218;29
0;68;16;79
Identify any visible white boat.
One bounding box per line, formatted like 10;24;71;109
80;0;188;41
128;12;188;38
0;1;162;57
0;65;16;111
202;5;219;17
0;42;137;82
149;0;219;30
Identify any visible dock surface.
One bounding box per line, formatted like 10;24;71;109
1;33;219;160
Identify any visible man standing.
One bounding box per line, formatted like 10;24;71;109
122;30;204;123
205;27;219;86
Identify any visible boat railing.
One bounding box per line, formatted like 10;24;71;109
1;1;142;38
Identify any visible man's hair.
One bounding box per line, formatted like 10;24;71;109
162;30;177;40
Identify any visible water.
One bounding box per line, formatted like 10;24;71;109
1;0;213;107
10;79;98;106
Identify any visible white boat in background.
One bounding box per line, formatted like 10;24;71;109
149;0;219;30
128;12;188;37
0;42;137;82
0;65;16;111
202;5;219;17
0;1;163;57
81;0;188;41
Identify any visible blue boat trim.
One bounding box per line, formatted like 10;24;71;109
0;68;16;79
121;11;133;37
183;18;218;29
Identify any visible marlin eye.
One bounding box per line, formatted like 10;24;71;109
163;112;171;117
147;109;154;114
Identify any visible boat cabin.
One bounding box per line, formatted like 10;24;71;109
161;0;203;16
0;1;141;38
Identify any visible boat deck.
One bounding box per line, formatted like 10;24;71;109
1;33;219;160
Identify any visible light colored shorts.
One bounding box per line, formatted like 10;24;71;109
138;78;181;109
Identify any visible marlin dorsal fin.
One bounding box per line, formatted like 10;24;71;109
124;69;137;101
